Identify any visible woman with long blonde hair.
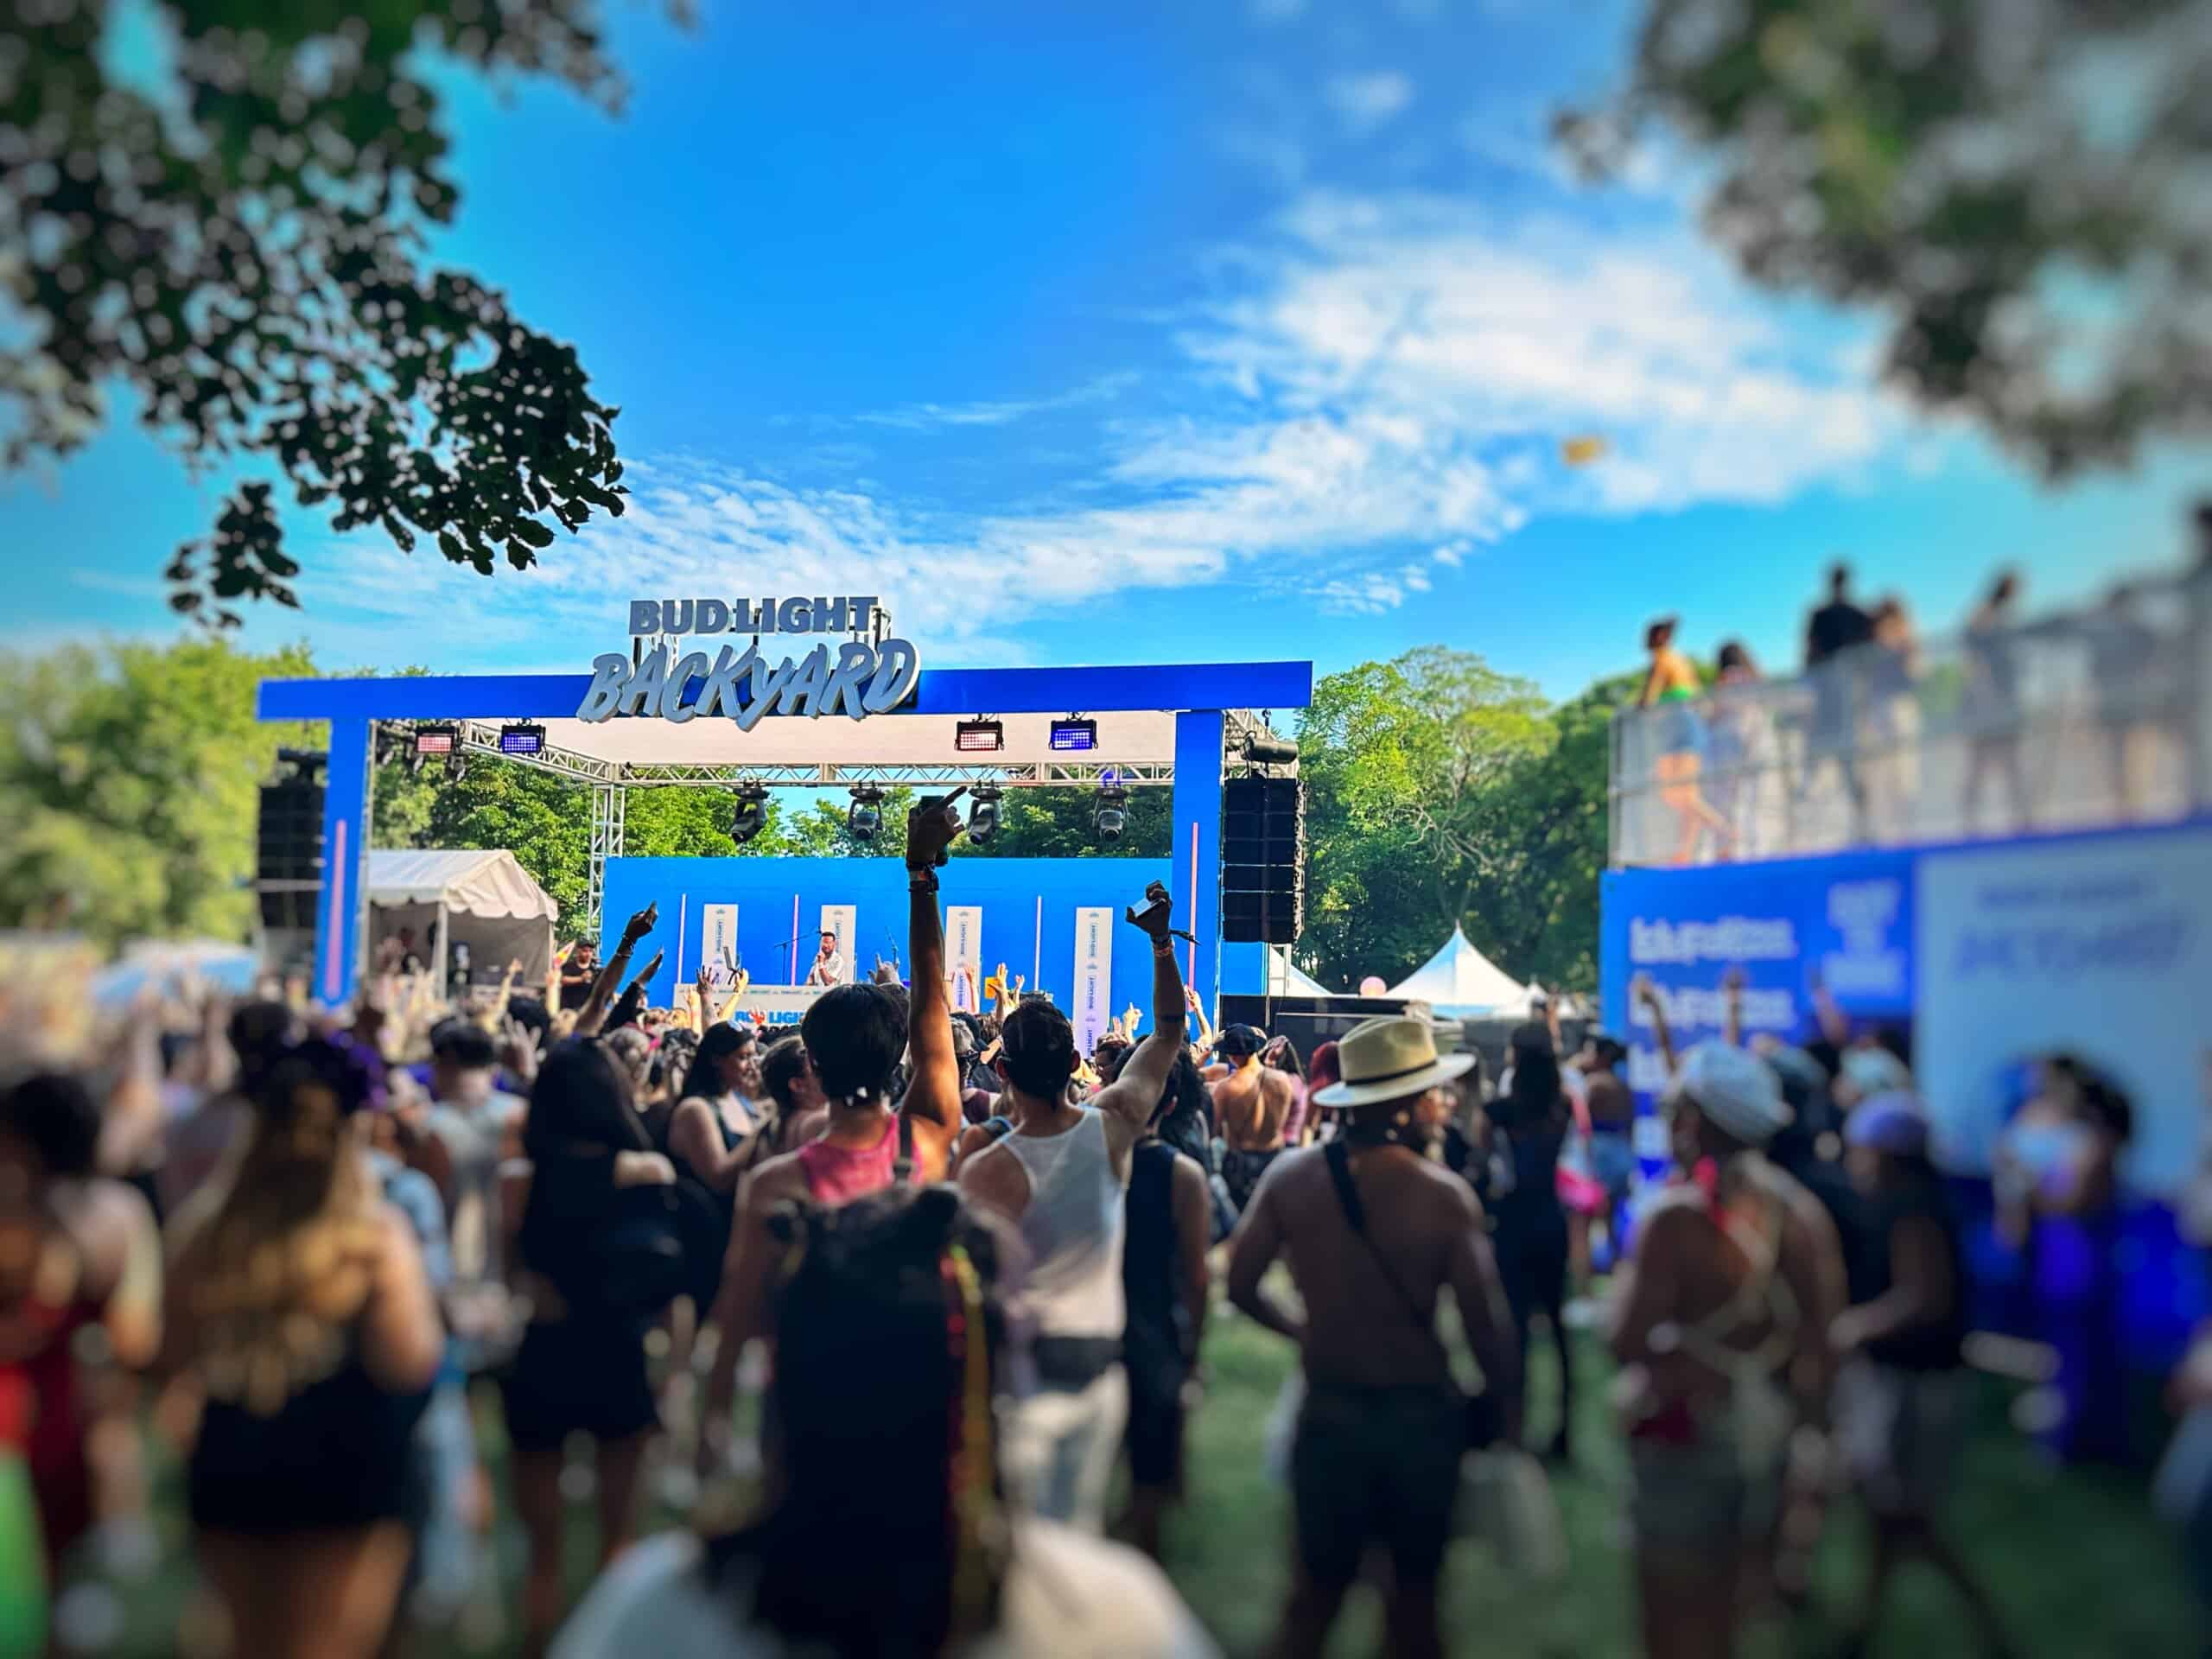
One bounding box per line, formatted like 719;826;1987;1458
162;1033;442;1659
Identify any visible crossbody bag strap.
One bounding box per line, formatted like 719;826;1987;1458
1323;1141;1449;1359
893;1109;915;1182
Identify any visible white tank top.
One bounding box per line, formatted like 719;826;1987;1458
991;1109;1126;1339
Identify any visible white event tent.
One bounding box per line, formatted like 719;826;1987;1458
365;849;559;999
1384;925;1534;1016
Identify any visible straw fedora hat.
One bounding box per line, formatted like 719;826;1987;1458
1312;1015;1475;1109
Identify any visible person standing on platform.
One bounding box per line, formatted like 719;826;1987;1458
1225;1016;1519;1659
957;880;1190;1533
700;793;976;1465
1802;561;1876;839
1212;1025;1297;1212
1961;569;2031;836
805;930;846;988
1638;615;1733;865
558;942;597;1012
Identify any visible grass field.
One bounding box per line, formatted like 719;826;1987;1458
60;1304;2202;1658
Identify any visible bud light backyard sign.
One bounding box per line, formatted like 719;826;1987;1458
576;596;921;728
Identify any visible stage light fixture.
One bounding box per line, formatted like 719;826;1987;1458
848;784;885;842
956;718;1004;753
374;725;405;766
1243;728;1300;766
1094;781;1130;843
499;723;547;756
413;726;456;757
447;751;469;782
1050;716;1097;753
968;785;1002;845
729;784;768;846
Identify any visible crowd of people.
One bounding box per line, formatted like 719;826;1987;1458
3;785;2204;1656
1632;513;2212;865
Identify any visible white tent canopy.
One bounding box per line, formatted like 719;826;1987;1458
1267;948;1335;997
366;850;558;997
1384;925;1529;1014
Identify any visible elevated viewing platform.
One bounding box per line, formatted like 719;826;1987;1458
1608;570;2211;868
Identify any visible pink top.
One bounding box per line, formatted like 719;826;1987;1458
796;1114;923;1205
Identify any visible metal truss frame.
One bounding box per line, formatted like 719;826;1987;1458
449;721;1175;791
587;782;626;938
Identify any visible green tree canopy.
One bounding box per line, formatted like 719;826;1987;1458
1294;649;1627;995
0;636;318;944
1567;0;2209;476
5;2;649;622
951;785;1170;860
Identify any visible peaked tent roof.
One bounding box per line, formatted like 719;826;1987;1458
1270;950;1335;997
365;849;559;921
1383;925;1528;1013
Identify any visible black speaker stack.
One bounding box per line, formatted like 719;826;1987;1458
1221;774;1304;944
257;753;326;930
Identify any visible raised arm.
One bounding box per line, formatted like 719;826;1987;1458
900;790;969;1179
1632;973;1675;1076
1090;882;1190;1143
575;904;657;1038
714;969;752;1027
604;950;664;1035
478;960;522;1032
1183;983;1213;1051
1809;974;1849;1051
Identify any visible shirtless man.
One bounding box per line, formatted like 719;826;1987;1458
698;793;971;1468
1211;1025;1297;1214
1608;1040;1846;1659
1227;1017;1520;1659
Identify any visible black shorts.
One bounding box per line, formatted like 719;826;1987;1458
1292;1381;1462;1586
1223;1147;1281;1213
1125;1372;1186;1490
499;1314;658;1452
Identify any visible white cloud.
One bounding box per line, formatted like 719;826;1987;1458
855;373;1136;432
282;188;1901;658
1324;72;1415;133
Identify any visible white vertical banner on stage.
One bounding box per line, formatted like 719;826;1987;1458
1072;907;1114;1057
946;906;984;1012
700;904;739;986
817;905;857;986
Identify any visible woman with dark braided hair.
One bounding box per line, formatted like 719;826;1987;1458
1119;1047;1215;1560
555;1185;1217;1657
160;1033;443;1659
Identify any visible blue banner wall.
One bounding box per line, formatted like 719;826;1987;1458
1600;846;1916;1100
599;856;1176;1027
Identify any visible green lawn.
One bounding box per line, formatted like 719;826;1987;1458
60;1307;2202;1658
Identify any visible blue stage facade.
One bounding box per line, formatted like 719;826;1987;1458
1602;815;2212;1378
256;652;1311;1019
601;855;1174;1027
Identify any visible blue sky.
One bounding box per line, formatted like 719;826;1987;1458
4;0;2197;701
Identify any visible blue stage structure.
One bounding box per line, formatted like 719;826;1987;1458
1603;805;2212;1426
601;855;1174;1020
255;656;1313;1018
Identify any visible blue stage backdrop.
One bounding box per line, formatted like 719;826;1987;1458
1603;819;2212;1373
599;855;1176;1033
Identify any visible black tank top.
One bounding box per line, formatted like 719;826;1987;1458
1864;1178;1967;1372
1122;1141;1188;1388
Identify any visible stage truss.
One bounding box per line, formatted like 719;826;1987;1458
427;720;1192;934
